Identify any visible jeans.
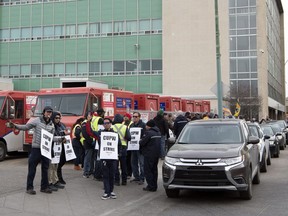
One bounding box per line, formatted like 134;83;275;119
160;136;166;158
83;149;94;176
102;160;116;195
144;156;159;191
27;148;50;190
115;148;127;183
131;150;144;181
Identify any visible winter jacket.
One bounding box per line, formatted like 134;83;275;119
130;119;146;138
139;126;161;158
153;114;170;138
173;115;188;138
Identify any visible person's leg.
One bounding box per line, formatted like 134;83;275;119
131;151;140;181
150;157;159;191
120;149;127;184
138;152;145;182
143;157;153;189
40;155;50;190
57;148;66;182
26;148;41;190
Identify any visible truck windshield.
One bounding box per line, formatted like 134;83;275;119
0;97;4;111
33;93;87;116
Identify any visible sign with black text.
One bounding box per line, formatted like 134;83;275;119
100;132;118;160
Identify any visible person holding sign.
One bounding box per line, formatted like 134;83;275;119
91;118;122;200
139;120;161;192
6;106;64;195
129;112;146;185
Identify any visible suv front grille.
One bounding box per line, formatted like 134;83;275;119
172;166;233;186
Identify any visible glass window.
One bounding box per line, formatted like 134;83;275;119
238;73;249;78
230;59;237;72
238;58;249;72
55;63;64;74
114;21;124;33
32;27;42;37
126;20;137;32
77;63;88;73
229;0;235;7
101;61;112;72
11;28;20;39
139;60;150;71
101;22;112;34
43;26;53;37
251;80;258;96
31;64;41;74
10;65;20;75
78;24;88;35
66;25;76;35
250;14;256;28
54;26;63;36
139;20;150;31
89;62;100;72
238;80;250;97
229;16;236;29
152;19;162;30
21;65;30;75
250;36;256;49
251;58;257;71
250;0;256;6
237;36;249;50
43;64;53;75
21;28;31;38
152;60;162;70
126;60;137;71
113;61;124;72
236;0;248;7
230;37;236;50
0;66;9;76
0;29;9;39
89;23;100;34
237;15;249;29
66;63;76;74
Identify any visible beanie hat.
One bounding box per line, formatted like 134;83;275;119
113;114;124;124
146;119;156;127
124;113;132;120
96;108;105;114
157;109;164;116
43;106;53;114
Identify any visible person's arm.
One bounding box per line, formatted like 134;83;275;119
125;127;132;141
14;118;38;131
139;131;151;148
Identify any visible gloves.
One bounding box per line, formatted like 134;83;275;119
5;121;15;128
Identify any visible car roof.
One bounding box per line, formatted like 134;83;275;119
188;119;244;125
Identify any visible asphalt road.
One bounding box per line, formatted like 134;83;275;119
0;149;288;216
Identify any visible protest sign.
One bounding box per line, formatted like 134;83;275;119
64;135;76;161
100;132;118;160
127;127;141;151
40;129;53;160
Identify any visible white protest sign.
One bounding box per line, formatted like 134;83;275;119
40;129;53;160
64;135;76;161
51;141;62;164
95;125;105;150
100;132;118;160
127;127;141;151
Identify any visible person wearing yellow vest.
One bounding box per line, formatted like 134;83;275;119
72;117;85;171
112;114;131;186
123;113;133;179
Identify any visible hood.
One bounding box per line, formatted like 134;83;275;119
175;115;186;121
113;114;123;124
167;143;242;159
150;126;160;133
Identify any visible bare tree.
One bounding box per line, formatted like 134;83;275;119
224;83;263;121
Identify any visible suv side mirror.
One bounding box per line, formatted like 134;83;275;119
264;135;270;140
168;137;176;144
248;136;259;144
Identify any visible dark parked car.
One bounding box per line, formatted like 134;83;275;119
270;120;288;145
163;119;260;200
267;123;286;150
261;124;280;158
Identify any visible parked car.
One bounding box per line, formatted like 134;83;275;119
267;123;286;150
261;124;280;158
163;119;260;200
270;120;288;145
247;123;271;172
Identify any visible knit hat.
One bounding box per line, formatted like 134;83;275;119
146;119;156;127
124;113;132;120
157;109;164;116
43;106;53;113
96;108;105;114
113;114;124;124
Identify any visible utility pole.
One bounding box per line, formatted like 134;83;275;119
215;0;223;118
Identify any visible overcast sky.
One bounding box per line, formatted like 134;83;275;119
282;1;288;96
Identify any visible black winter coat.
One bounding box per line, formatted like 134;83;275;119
153;115;170;138
173;115;188;138
139;126;161;158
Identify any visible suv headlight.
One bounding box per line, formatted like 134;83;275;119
269;140;274;145
220;156;243;165
165;156;180;165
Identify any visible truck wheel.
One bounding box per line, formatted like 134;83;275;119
165;188;180;198
239;170;252;200
0;141;7;162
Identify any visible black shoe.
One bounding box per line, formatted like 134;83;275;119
143;187;156;192
122;181;127;186
58;179;66;185
26;189;36;195
48;184;58;191
40;188;53;194
54;182;65;189
114;182;120;186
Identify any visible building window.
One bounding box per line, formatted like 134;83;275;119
89;62;100;72
139;60;150;71
31;64;41;75
32;27;42;38
0;65;9;76
113;61;124;72
11;28;20;39
66;25;76;36
238;58;249;72
21;28;31;39
101;61;112;72
78;24;88;35
10;65;20;75
152;60;162;70
21;65;30;75
237;36;249;50
101;22;112;34
126;60;137;71
126;20;137;33
43;64;53;75
77;63;88;74
114;21;124;33
152;19;162;31
89;23;100;34
54;25;64;36
139;20;150;32
43;26;53;37
55;63;64;74
66;63;76;74
0;29;9;39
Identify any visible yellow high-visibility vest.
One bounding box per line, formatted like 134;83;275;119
112;123;127;146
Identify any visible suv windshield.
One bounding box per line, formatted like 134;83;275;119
261;126;274;136
178;124;242;144
33;93;87;116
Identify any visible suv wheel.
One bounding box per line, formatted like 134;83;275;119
267;150;271;165
260;152;267;173
239;170;252;200
252;163;260;184
274;145;280;158
165;188;180;198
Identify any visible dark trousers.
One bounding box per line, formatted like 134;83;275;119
57;148;66;181
27;148;50;190
115;148;127;183
102;160;116;195
93;149;103;179
73;143;84;166
126;150;132;177
144;156;159;191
